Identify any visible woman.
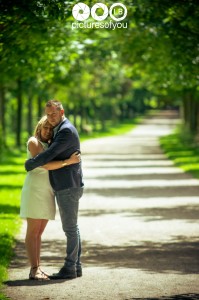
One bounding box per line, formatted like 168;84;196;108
20;116;81;280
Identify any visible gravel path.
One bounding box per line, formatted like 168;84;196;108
3;110;199;300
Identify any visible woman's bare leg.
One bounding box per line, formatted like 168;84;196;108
25;218;48;269
37;219;49;267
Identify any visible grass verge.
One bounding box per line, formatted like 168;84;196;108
0;150;26;299
79;117;142;141
160;127;199;178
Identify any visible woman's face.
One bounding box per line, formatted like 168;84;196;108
40;122;53;142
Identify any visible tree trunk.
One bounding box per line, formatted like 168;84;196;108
0;86;6;149
16;79;22;147
183;93;190;129
79;103;85;132
27;95;33;135
38;96;42;118
182;91;198;134
190;96;197;133
99;106;106;131
196;102;199;134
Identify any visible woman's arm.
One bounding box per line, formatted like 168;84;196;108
41;152;81;170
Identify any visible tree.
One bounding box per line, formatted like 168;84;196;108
115;0;199;130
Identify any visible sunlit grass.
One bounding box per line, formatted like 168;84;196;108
160;128;199;178
0;152;25;298
80;117;142;141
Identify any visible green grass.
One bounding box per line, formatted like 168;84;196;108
0;117;142;298
79;117;142;141
160;127;199;178
0;150;26;299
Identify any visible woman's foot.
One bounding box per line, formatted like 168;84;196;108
38;267;49;277
29;266;49;280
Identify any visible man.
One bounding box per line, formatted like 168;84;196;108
25;100;84;280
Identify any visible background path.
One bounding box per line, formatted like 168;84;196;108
4;110;199;300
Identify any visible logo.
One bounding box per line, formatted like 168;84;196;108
109;3;127;21
91;3;109;21
72;2;127;22
72;3;90;21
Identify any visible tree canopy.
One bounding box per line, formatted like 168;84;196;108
0;0;199;148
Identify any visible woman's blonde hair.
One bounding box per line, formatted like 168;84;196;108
34;116;52;140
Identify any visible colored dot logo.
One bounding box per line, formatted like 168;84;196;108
72;3;90;21
91;3;109;21
72;2;127;22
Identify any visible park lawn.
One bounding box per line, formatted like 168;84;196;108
160;130;199;178
0;152;26;299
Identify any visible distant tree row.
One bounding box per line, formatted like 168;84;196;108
0;0;198;148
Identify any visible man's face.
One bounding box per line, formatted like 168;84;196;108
45;106;64;127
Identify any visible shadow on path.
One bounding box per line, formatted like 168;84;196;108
4;278;67;287
79;205;199;221
85;186;199;198
10;235;199;275
130;294;199;300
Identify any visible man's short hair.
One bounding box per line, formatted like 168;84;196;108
46;100;64;110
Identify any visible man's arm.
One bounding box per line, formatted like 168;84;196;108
42;152;81;170
25;128;79;171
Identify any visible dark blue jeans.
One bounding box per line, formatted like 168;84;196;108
55;187;83;270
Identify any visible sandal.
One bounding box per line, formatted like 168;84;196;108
39;267;49;277
29;266;50;281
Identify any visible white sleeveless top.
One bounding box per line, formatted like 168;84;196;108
20;140;55;220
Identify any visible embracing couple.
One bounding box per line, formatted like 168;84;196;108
20;100;84;280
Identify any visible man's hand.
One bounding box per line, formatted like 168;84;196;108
68;151;81;164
